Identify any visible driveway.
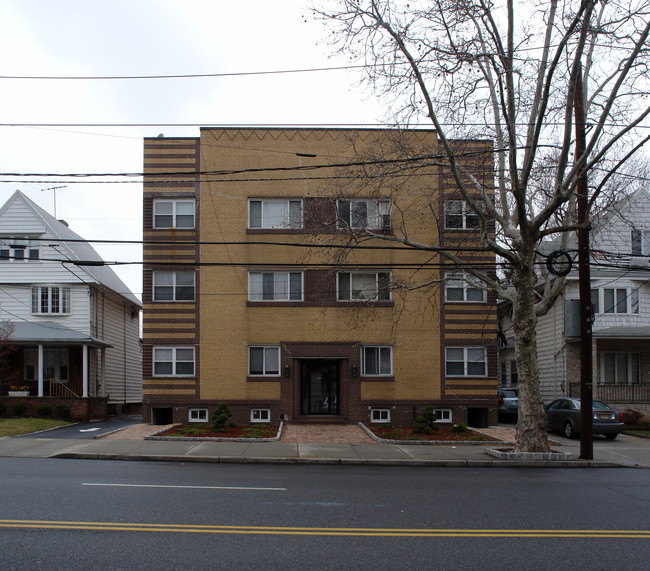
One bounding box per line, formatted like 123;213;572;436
18;415;144;440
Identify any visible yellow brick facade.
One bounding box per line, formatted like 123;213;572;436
142;128;497;426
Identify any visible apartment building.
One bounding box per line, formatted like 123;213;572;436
142;128;497;427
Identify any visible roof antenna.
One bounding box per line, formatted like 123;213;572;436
41;185;67;218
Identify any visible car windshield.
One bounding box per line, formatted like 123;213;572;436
574;400;613;410
593;400;613;410
501;389;517;398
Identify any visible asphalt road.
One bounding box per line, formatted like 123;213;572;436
0;459;648;569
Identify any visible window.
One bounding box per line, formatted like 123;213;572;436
433;409;452;423
153;347;195;376
592;287;639;314
153;271;195;301
510;361;518;385
189;409;208;422
31;287;70;314
445;347;487;376
337;272;391;301
631;230;650;255
501;362;507;385
249;346;280;376
600;353;640;385
337;199;391;229
248;199;302;229
0;237;39;262
444;200;481;230
248;271;303;301
362;346;393;376
251;409;271;423
445;273;485;302
371;408;390;423
153;199;195;229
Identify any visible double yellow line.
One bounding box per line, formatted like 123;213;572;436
1;520;649;538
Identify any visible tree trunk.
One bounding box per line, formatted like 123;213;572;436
511;254;551;453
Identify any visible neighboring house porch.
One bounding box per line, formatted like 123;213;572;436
1;321;111;399
566;326;650;414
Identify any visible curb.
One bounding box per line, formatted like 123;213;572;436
50;451;629;468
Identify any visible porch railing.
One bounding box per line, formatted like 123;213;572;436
568;382;650;403
48;379;80;399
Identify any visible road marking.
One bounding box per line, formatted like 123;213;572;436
0;520;649;538
79;428;101;432
82;483;286;491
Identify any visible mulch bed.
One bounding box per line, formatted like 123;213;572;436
366;425;498;442
156;423;279;439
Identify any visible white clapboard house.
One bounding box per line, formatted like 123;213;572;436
0;190;142;411
499;188;650;415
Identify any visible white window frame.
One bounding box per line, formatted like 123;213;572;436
153;199;195;229
361;346;393;376
445;347;487;377
153;271;195;301
445;273;486;303
592;287;639;314
248;346;281;377
337;199;391;230
189;408;208;423
153;347;195;377
0;237;39;262
370;408;391;423
248;199;303;229
433;409;452;423
248;271;303;301
250;408;271;423
444;200;481;230
337;271;391;302
631;230;650;256
599;352;640;385
31;286;71;315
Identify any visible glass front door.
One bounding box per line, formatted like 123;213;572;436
300;360;339;416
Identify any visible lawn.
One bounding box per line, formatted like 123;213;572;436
0;418;71;437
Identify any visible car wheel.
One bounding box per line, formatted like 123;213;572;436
564;421;576;439
605;433;618;440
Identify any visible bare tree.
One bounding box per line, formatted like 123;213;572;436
315;0;650;451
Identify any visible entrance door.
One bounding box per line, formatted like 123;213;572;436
300;360;339;416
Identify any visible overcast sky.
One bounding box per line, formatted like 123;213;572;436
0;0;386;299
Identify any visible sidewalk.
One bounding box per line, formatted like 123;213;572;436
1;422;649;467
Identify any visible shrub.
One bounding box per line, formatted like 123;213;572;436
12;402;29;416
413;406;439;434
211;402;233;432
451;423;468;433
36;403;53;416
54;404;71;418
0;402;6;415
620;409;642;424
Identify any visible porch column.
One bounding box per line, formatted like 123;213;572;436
82;344;89;397
100;347;106;396
37;344;44;397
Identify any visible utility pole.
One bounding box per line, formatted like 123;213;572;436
575;68;594;460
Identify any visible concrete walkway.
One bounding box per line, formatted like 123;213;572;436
0;422;648;468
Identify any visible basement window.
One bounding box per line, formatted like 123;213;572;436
250;409;271;423
370;408;390;423
188;409;208;423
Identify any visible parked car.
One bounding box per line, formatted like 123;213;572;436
498;387;518;422
545;398;624;439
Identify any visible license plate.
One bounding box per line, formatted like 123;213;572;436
597;414;610;420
